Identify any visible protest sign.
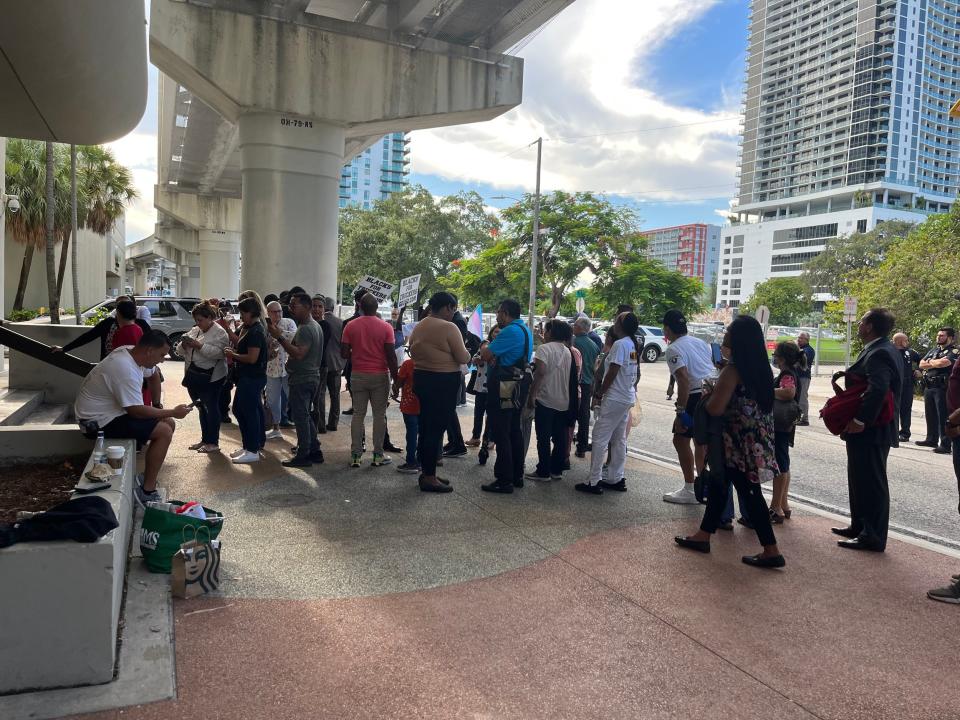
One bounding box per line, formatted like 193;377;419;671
397;274;421;307
353;275;395;304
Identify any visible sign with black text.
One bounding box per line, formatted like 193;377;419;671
353;275;395;304
397;274;421;307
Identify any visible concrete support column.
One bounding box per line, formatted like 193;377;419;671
133;264;148;295
882;189;889;206
0;137;6;372
237;113;344;298
826;198;832;212
199;230;240;299
183;252;201;298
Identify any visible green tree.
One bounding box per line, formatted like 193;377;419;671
446;191;638;317
740;277;812;326
802;220;914;297
338;186;497;306
589;239;704;323
846;205;960;341
4;140;136;315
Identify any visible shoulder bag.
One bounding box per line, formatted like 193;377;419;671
496;323;533;410
820;371;894;436
772;370;802;432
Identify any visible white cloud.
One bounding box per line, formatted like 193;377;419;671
106;132;157;244
410;0;740;205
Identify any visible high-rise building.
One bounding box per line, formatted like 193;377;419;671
720;0;958;307
639;223;721;288
339;132;410;209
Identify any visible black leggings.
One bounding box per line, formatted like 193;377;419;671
413;370;461;476
701;466;777;547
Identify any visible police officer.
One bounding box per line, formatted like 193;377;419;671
918;327;959;453
893;332;921;442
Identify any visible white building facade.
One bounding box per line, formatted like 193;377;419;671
721;0;959;307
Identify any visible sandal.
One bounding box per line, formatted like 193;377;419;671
465;439;481;447
198;444;221;454
770;512;786;524
188;441;205;451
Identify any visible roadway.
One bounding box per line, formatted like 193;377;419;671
628;361;960;549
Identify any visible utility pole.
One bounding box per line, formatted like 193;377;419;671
527;137;542;328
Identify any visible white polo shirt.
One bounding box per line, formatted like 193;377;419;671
664;334;717;391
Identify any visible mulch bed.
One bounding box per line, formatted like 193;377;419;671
0;456;88;524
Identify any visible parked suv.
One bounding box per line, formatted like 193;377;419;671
81;296;202;359
594;323;668;363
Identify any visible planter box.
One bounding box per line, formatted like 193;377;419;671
0;429;134;693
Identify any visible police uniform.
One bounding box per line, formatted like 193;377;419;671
898;345;921;440
920;343;959;450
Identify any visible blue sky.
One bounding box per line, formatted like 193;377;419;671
111;0;750;241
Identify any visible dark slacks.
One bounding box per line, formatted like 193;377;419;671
534;402;568;476
899;381;914;438
289;380;320;459
187;378;225;445
446;408;466;451
487;394;524;486
471;393;488;439
233;375;266;453
316;368;342;429
700;467;777;547
844;435;891;548
924;386;949;448
413;370;460;476
575;383;592;453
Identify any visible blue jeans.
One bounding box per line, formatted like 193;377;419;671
719;479;751;524
289;380;320;458
233;375;267;452
265;375;288;426
403;413;419;466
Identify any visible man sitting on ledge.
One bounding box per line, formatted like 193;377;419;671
75;330;193;506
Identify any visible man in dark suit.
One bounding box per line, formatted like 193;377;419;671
833;307;901;552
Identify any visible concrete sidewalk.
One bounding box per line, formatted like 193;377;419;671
42;366;960;719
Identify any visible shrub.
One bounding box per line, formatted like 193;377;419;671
6;309;38;322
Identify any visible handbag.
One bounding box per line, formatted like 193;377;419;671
182;361;214;390
497;323;532;410
820;371;895;436
773;397;801;432
171;526;222;599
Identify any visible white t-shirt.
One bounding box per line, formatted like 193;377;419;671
534;341;572;411
664;334;717;391
74;347;147;426
605;336;639;406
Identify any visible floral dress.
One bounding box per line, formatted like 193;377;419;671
722;384;780;483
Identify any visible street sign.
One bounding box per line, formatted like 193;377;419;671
754;305;770;327
576;297;585;313
397;274;420;307
843;296;858;322
766;325;778;340
353;275;395;304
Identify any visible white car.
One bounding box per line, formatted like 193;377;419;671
594;323;668;363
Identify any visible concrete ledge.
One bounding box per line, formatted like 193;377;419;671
0;436;135;693
7;323;100;405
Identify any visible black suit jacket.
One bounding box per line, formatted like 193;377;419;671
846;336;901;448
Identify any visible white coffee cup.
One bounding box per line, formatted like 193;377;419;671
106;446;125;470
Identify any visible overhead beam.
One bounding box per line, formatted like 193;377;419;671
197;119;240;194
486;0;576;53
155;188;242;233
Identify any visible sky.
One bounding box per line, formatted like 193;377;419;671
108;0;750;244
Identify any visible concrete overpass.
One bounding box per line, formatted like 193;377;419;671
142;0;576;299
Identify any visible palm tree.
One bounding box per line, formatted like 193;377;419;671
4;139;72;313
55;145;136;310
4;140;136;316
44;141;59;323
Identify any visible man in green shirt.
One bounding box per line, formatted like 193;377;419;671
269;292;323;467
573;317;600;457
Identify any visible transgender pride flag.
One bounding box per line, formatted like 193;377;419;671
467;305;483;339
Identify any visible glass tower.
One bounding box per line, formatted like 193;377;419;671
339;132;411;209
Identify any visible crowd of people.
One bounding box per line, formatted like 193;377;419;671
66;288;960;599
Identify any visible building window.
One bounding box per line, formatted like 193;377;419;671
856;219;867;233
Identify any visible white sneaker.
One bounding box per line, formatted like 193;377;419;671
232;450;261;464
229;448;245;459
265;429;283;440
663;487;699;505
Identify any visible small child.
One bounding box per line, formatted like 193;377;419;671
393;358;421;474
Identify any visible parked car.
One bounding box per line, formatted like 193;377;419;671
81;296;202;359
593;323;668;363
